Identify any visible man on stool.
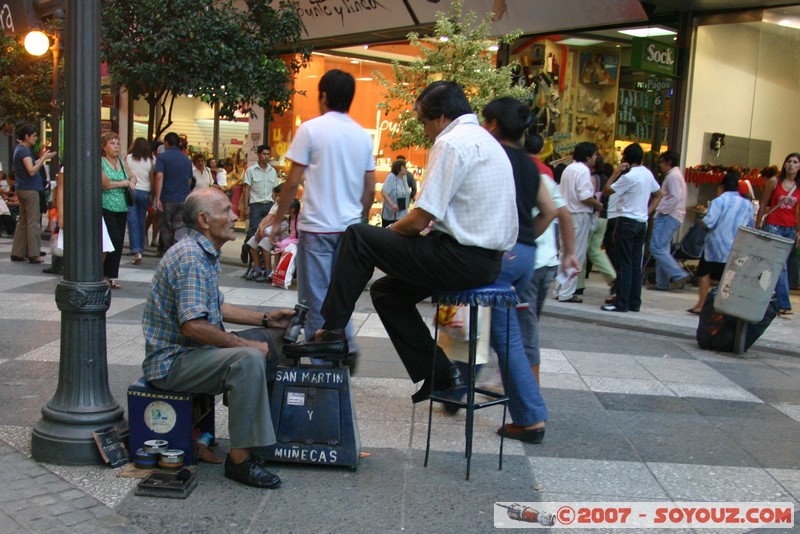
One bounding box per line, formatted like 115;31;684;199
142;188;295;489
281;81;518;403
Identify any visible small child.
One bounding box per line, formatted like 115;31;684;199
245;184;287;282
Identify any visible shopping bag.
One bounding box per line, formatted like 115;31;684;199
271;243;297;289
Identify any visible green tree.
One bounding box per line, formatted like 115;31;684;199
101;0;309;141
0;31;57;128
375;0;528;149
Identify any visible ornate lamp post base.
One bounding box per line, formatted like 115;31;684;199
32;413;128;465
31;280;128;464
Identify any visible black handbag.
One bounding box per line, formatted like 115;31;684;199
123;187;134;207
120;164;134;206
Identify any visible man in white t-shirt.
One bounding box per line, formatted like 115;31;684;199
281;81;518;404
601;143;660;312
556;142;602;303
259;69;375;363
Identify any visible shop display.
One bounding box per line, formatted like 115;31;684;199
514;41;622;162
617;88;662;142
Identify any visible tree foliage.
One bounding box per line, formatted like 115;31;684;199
0;30;58;128
375;0;528;149
101;0;309;141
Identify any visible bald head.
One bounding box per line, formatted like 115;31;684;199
182;187;238;250
183;187;228;229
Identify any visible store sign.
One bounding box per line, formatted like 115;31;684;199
294;0;647;42
0;0;34;35
295;0;415;40
636;79;672;92
630;38;677;77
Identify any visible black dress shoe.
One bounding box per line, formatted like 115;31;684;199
283;329;348;358
411;364;465;403
224;454;281;489
10;255;26;262
342;352;359;375
497;424;545;444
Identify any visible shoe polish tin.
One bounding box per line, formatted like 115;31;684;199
134;448;159;469
158;449;185;470
143;439;169;454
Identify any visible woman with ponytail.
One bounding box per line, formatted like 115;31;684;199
473;97;557;444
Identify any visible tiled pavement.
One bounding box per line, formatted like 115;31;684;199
0;235;799;532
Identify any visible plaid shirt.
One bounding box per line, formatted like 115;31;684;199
142;229;224;381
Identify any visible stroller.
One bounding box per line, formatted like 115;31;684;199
642;221;706;286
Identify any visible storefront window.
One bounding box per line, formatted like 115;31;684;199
130;96;249;160
684;6;800;210
510;27;677;174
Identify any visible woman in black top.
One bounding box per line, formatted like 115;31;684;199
479;97;557;443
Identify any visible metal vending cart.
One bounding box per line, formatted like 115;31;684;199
714;227;794;354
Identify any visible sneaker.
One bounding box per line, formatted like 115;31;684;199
224;454;281;489
669;277;687;290
245;269;263;281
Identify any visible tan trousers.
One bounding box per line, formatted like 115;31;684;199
11;190;41;258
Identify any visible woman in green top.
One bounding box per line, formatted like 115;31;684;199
101;132;135;288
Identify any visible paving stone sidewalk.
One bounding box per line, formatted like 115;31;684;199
1;236;799;533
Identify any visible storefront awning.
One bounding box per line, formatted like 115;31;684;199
295;0;648;47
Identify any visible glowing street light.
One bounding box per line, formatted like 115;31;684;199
22;18;62;182
23;30;50;56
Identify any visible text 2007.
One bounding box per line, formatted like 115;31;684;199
577;507;632;523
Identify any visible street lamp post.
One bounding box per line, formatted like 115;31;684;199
31;0;128;465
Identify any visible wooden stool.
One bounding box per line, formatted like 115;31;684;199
424;282;516;480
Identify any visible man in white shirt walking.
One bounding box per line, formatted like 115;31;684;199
556;142;602;303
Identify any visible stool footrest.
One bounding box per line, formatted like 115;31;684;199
429;394;509;411
474;388;506;399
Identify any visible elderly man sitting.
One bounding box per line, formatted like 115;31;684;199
142;188;294;489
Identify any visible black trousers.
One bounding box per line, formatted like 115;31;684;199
604;217;619;273
321;224;502;382
103;209;128;279
613;217;647;312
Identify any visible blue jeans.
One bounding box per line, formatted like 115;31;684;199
764;224;796;310
127;189;150;254
295;231;357;363
518;264;557;366
651;214;687;288
491;243;547;426
614;217;647;312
